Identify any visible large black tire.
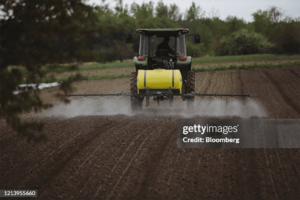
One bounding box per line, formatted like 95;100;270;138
130;72;143;113
186;71;195;112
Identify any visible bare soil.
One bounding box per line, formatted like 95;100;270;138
1;66;300;200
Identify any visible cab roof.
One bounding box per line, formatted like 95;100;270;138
136;28;189;36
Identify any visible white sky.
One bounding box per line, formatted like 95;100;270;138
86;0;300;22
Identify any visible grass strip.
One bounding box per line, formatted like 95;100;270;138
192;54;300;64
10;61;134;75
22;74;131;84
192;61;300;72
47;62;134;73
50;73;131;82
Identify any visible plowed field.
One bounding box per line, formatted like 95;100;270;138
1;66;300;199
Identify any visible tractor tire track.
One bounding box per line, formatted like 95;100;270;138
134;127;176;199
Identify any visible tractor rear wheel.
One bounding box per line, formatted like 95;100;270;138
186;71;195;112
130;72;143;112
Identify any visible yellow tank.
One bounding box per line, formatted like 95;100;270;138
137;69;182;93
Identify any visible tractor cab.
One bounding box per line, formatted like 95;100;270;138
133;28;200;72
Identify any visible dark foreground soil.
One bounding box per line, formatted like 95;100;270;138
1;66;300;199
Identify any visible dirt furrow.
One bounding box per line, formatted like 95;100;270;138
133;127;177;199
289;68;300;78
113;120;177;200
263;71;300;116
195;71;214;94
106;133;152;200
37;116;136;199
1;117;95;187
90;124;155;199
22;117;114;194
241;69;295;118
274;69;300;102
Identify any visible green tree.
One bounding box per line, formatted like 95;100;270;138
251;10;271;35
155;2;182;21
185;2;205;21
184;20;214;56
79;2;138;63
218;29;274;55
155;0;168;18
275;18;300;53
226;16;246;34
114;0;129;17
169;4;182;21
267;6;283;23
130;1;154;20
0;0;104;141
250;6;300;53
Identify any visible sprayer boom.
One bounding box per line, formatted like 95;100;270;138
68;91;257;98
68;90;257;109
67;91;132;97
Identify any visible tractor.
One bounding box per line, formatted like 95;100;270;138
128;28;200;112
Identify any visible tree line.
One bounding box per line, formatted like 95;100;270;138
91;0;300;60
1;0;299;67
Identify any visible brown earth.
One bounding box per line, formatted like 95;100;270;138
1;66;300;200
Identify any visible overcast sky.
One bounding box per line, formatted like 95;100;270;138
86;0;300;22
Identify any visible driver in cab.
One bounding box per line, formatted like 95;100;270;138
156;36;175;56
